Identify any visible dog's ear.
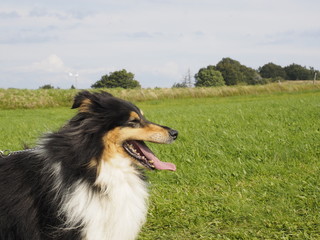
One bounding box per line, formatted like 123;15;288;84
72;91;114;112
72;91;90;109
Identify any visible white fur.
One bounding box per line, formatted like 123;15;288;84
54;155;148;240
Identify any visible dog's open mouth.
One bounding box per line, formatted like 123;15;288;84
123;140;176;171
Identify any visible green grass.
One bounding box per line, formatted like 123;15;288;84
0;108;75;150
0;90;319;239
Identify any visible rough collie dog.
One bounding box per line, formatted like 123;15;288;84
0;91;178;240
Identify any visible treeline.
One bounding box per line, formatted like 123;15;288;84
173;58;320;88
88;57;319;90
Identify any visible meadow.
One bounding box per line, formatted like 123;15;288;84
0;81;319;109
0;87;319;239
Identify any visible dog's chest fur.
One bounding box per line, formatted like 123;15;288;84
56;155;149;240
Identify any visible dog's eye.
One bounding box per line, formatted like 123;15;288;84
130;119;140;123
127;119;141;127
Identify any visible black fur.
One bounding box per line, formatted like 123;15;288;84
0;151;82;240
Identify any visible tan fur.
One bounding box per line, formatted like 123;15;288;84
129;112;140;121
102;127;125;163
79;99;92;113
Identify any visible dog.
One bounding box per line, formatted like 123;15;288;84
0;91;178;240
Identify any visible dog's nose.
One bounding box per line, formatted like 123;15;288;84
169;129;178;140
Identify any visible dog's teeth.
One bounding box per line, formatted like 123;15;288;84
129;144;136;152
125;143;153;164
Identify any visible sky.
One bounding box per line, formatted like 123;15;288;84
1;0;320;89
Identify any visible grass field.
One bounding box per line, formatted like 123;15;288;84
0;89;319;239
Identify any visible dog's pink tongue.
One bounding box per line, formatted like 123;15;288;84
136;141;176;171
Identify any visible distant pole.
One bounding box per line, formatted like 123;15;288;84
69;72;79;88
314;72;317;85
75;73;79;88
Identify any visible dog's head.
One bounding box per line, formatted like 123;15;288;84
71;91;178;171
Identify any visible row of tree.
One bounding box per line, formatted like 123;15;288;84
39;84;76;89
185;58;319;88
90;58;319;89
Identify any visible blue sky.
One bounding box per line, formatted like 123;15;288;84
1;0;320;89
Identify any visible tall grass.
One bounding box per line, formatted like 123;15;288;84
0;89;77;109
0;82;319;109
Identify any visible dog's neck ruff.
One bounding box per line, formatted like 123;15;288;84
54;155;148;240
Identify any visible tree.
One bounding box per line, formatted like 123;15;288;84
39;84;54;89
183;68;194;87
216;57;261;85
194;65;225;87
284;64;312;80
216;58;245;85
172;69;194;88
172;82;188;88
259;62;287;79
242;66;264;85
91;69;141;89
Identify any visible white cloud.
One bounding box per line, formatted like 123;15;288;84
22;54;71;73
